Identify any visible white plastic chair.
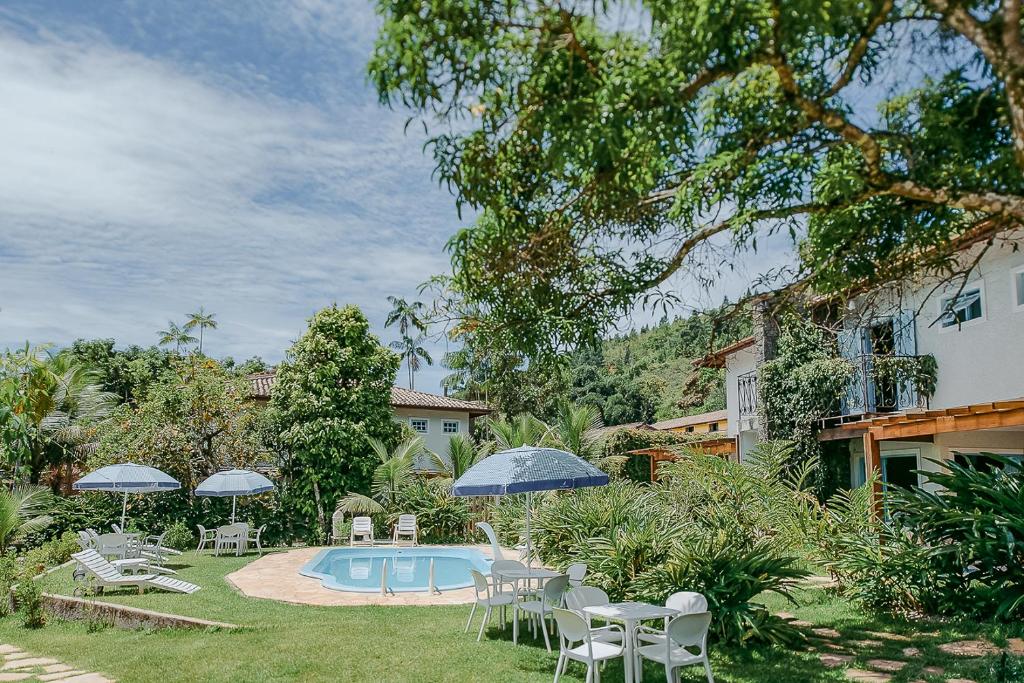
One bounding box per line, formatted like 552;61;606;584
475;521;505;560
214;525;244;556
490;559;527;596
636;591;710;650
95;533;131;560
635;611;714;683
331;508;347;545
567;562;588;588
564;586;623;644
465;569;515;642
196;525;217;553
393;514;418;546
248;525;266;556
350;517;374;546
515;574;570;651
551;608;624;683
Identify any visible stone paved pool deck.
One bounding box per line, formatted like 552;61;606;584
226;544;510;607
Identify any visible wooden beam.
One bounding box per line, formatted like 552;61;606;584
863;430;882;519
873;407;1024;439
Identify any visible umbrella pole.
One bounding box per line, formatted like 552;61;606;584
231;496;237;524
525;491;532;569
121;491;128;529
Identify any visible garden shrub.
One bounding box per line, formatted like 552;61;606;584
0;554;17;617
392;480;471;543
14;569;44;629
22;532;79;572
162;520;195;551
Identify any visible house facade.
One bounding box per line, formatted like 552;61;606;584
248;372;491;470
708;231;1024;492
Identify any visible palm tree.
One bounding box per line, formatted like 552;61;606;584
487;413;550;451
337;436;423;514
184;307;218;354
431;433;490;480
389;335;433;390
552;403;606;462
0;486;53;552
385;296;427;337
157;322;196;353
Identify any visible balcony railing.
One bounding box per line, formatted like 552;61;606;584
835;354;927;418
738;371;758;419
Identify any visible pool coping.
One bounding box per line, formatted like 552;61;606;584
226;544;511;607
298;546;493;593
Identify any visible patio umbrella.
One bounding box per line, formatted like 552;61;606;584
195;469;275;523
451;445;609;567
73;463;181;528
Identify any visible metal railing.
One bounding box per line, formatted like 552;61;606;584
738;371;758;418
835;354;927;418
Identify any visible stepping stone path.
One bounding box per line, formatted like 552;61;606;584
0;646;111;683
937;640;1001;657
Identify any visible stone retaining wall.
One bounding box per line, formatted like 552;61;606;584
43;593;239;631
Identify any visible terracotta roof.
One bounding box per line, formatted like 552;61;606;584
594;421;654;435
247;371;491;414
693;336;756;369
651;410;728;431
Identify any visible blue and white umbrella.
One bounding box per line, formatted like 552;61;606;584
195;469;275;523
73;463;181;528
452;446;609;567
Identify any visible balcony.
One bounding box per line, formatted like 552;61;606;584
835;354;927;419
738;371;758;419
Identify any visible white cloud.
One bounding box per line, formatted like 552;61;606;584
0;11;461;390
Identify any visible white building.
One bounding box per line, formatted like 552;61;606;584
706;230;1024;490
249;372;491;471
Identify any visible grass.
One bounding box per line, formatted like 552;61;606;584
0;551;1017;682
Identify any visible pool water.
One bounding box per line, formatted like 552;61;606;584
300;547;492;593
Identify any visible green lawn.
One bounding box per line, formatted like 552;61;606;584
0;552;1017;682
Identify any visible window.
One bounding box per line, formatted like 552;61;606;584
939;283;984;328
708;422;719;432
1013;266;1024;310
685;426;695;433
409;418;429;434
442;420;460;434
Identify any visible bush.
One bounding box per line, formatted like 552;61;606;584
392;480;472;544
0;554;17;617
162;521;194;551
22;532;79;573
14;570;44;629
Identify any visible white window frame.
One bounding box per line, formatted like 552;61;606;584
1012;265;1024;312
442;419;460;434
937;279;986;331
880;448;922;488
409;417;430;434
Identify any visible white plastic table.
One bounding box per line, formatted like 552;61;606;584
582;601;679;683
492;567;562;645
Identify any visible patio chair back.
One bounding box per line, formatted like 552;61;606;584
96;533;131;559
665;591;708;615
352;517;372;535
76;531;94;551
396;514;416;532
566;562;587;587
552;608;590;643
666;611;712;650
474;522;504;560
72;549;125;582
112;523;123;534
565;586;610;612
541;575;570;607
469;568;491;596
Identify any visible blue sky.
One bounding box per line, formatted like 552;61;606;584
0;1;796;393
0;1;473;391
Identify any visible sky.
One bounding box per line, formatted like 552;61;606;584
0;1;791;393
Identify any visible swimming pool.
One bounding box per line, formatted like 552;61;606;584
299;547;493;593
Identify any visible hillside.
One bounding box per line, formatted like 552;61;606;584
568;305;751;425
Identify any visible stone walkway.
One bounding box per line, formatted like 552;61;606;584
789;614;1024;683
0;645;112;682
226;544;508;606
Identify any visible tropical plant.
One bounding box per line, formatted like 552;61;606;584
156;322;196;353
384;296;428;337
184;308;218;355
485;413;550;451
338;436;423;515
389;334;432;390
0;487;53;553
430;433;488;480
393;479;472;543
271;305;401;543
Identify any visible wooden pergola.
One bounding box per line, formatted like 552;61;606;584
835;398;1024;511
628;437;737;481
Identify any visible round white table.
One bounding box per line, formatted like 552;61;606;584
582;601;679;683
492;567;562;645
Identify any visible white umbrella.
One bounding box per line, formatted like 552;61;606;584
451;446;609;567
73;463;181;528
195;469;275;523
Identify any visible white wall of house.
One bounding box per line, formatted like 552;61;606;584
392;407;472;470
725;346;757;437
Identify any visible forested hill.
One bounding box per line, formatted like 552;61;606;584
567;305;751;426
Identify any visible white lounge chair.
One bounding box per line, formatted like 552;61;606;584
350;517;374;546
393;514;418;546
635;611;715;683
465;569;515;642
71;550;199;595
196;525;217;553
551;608;624;683
140;531;183;564
75;533;174;575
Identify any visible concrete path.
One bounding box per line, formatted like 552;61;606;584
0;644;112;682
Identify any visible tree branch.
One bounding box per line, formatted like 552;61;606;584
825;0;896;98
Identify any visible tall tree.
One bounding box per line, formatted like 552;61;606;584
270;305;401;543
184;307;218;355
384;296;428;337
389;334;433;390
157;322;196;354
371;0;1024;356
